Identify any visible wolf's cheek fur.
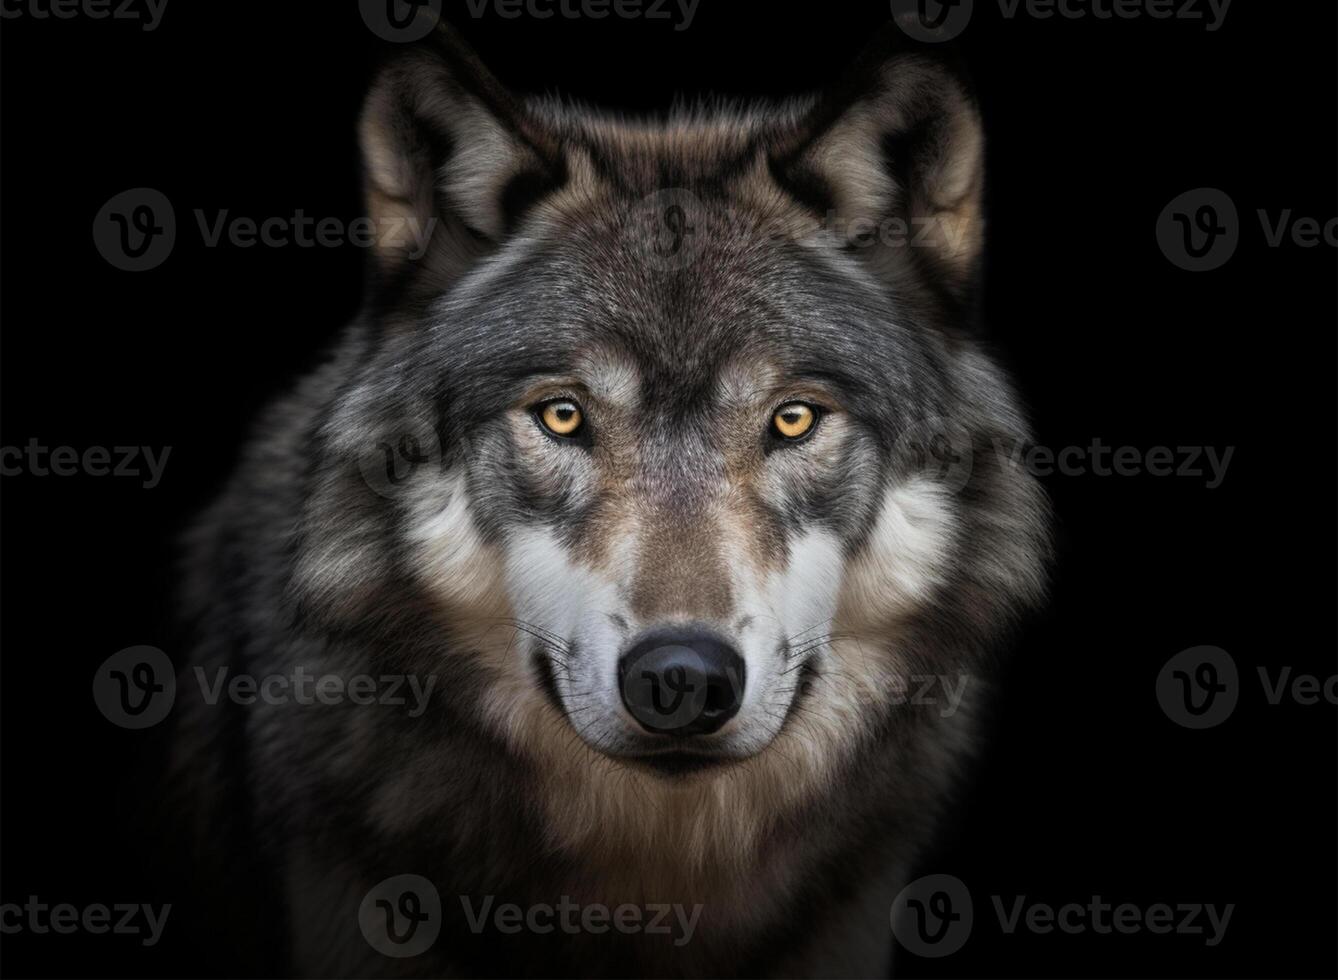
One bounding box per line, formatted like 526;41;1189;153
497;523;633;740
838;476;958;633
819;477;961;731
406;471;508;616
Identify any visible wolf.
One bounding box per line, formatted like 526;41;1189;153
171;18;1050;978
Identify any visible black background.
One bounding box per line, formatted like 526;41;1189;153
1;1;1335;977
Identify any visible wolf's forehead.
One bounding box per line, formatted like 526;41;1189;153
438;166;906;417
441;239;895;419
564;347;784;410
569;348;643;407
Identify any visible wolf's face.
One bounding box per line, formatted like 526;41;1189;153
299;25;1047;812
421;212;959;774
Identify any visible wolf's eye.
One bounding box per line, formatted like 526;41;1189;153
771;403;818;441
538;399;584;437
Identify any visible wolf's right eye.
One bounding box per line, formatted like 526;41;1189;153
771;403;818;441
537;399;585;438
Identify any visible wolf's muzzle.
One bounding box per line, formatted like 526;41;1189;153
617;630;745;736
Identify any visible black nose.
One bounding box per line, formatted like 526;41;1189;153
618;630;745;736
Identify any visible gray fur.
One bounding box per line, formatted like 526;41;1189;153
173;21;1050;978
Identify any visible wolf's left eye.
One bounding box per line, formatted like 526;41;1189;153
537;399;585;437
771;403;818;441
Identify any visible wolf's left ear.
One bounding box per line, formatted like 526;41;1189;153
773;30;985;310
359;20;565;283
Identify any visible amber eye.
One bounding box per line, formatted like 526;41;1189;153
772;403;818;440
538;399;584;437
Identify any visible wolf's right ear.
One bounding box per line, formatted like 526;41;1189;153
771;28;985;315
358;21;565;284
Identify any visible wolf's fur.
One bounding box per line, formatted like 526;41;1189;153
173;21;1050;978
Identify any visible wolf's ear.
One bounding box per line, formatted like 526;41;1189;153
359;21;565;283
773;30;984;311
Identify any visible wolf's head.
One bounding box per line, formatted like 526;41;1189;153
296;23;1048;826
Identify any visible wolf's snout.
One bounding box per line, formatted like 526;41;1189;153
618;630;745;736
